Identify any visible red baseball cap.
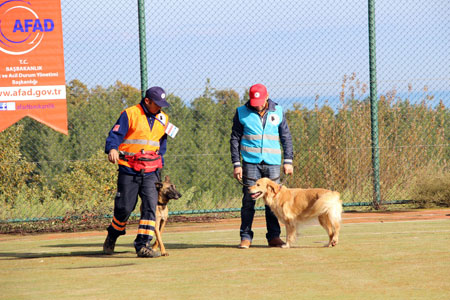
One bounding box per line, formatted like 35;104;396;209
249;84;268;106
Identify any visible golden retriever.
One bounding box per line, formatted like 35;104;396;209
248;177;342;248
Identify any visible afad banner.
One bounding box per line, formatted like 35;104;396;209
0;0;67;135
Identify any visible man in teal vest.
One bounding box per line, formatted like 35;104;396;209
230;83;294;248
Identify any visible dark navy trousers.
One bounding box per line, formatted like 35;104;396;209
107;171;159;251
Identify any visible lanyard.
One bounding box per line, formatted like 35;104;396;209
146;112;167;131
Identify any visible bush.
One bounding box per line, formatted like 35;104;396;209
0;124;36;204
410;169;450;208
54;149;117;215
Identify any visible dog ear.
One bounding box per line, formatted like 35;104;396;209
267;180;280;196
155;182;163;189
164;175;171;183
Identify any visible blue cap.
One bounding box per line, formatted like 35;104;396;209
145;86;169;107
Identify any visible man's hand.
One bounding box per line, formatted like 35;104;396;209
108;149;119;164
283;164;293;175
233;166;243;181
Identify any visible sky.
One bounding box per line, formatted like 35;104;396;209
60;0;449;105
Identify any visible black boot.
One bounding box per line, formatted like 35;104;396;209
103;234;117;255
136;246;161;258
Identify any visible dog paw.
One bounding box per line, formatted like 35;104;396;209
281;244;290;249
161;252;169;256
328;240;338;247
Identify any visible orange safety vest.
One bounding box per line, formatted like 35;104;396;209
118;104;168;169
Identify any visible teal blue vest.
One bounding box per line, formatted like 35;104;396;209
237;105;283;165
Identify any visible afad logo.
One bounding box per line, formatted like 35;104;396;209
0;0;55;55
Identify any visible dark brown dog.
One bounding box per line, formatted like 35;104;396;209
151;175;181;256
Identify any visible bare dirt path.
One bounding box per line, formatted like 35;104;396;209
1;209;449;242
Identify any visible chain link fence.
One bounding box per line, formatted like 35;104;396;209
1;0;449;224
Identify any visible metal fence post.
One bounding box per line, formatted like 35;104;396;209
138;0;148;98
368;0;381;209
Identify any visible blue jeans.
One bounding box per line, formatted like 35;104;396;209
240;162;281;242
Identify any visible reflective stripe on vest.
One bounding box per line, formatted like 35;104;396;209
118;105;168;168
237;105;283;165
122;139;160;147
242;134;280;141
240;145;282;154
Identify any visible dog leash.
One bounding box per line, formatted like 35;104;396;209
280;174;292;186
236;176;252;187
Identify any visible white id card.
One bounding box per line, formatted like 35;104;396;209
165;122;179;138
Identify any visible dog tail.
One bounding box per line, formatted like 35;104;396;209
315;191;342;223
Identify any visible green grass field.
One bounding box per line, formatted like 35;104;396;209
1;219;449;300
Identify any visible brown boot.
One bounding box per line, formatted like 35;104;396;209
268;237;285;247
238;239;251;249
